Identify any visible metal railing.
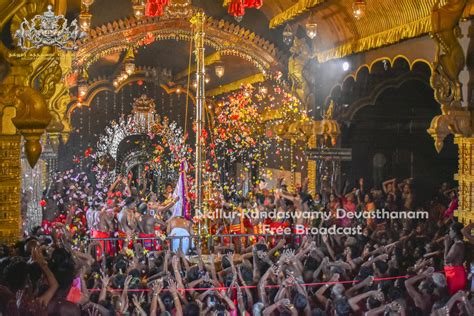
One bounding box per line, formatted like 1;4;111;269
87;233;305;258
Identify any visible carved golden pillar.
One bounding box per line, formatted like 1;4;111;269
0;0;65;243
454;137;474;223
0;135;22;242
307;135;317;195
0;85;51;243
428;0;474;223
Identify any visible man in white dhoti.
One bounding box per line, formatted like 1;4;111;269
166;216;193;254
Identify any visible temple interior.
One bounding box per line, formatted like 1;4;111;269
0;1;474;315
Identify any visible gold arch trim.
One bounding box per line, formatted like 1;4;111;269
66;76;195;119
74;14;284;73
343;55;433;84
325;55;433;109
269;0;326;29
343;72;431;121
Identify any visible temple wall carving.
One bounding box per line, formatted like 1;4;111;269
0;135;21;242
455;137;474;223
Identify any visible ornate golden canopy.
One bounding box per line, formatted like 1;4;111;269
272;0;450;62
74;12;285;73
224;0;474;62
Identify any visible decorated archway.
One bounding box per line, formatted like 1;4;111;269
94;94;190;192
73;9;285;75
326;56;433;120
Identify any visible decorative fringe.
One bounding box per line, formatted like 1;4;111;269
269;0;326;28
316;17;432;63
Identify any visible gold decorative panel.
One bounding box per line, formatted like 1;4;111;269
0;135;22;243
455;137;474;223
307;136;317;195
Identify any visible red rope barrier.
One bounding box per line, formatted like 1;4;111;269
87;271;444;292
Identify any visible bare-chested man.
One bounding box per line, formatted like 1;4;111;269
86;203;99;233
399;179;415;211
444;222;466;295
167;216;193;254
103;205;116;235
137;203;166;250
96;205;116;256
147;196;178;218
117;198;138;249
87;201;113;258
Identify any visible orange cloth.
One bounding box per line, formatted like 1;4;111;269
117;231;133;250
364;202;376;227
230;224;243;234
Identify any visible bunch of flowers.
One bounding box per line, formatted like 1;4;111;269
212;84;267;166
211;80;304;168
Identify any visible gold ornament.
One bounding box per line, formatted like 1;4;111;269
10;86;52;167
427;0;472;153
288;37;314;109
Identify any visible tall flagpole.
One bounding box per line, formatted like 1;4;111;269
191;11;205;235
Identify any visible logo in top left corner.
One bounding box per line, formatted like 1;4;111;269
14;5;87;52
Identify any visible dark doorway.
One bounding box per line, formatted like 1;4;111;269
341;80;458;200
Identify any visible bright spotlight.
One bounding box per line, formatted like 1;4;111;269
342;61;350;71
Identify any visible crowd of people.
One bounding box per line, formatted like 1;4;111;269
1;172;474;316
